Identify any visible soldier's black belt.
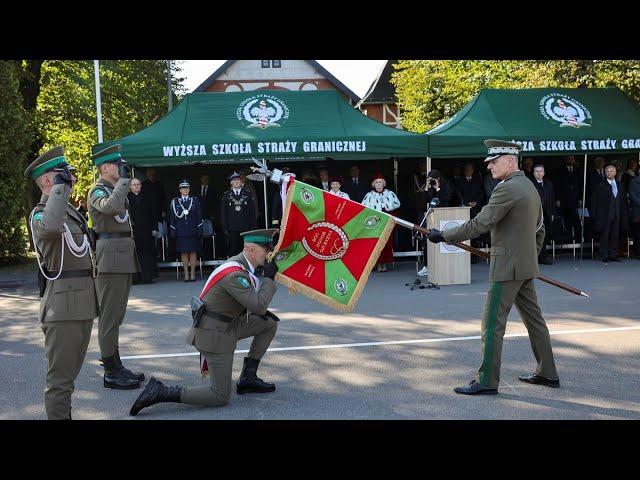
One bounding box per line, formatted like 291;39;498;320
45;269;93;279
202;311;234;324
96;232;131;239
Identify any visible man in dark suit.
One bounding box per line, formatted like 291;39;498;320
532;165;555;265
554;155;582;241
342;164;368;203
458;163;485;219
591;164;629;262
587;156;607;211
318;167;331;192
196;174;218;260
522;157;535;182
142;168;166;274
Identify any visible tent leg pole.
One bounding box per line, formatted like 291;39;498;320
426;157;431;174
393;157;398;193
262;158;269;229
581;153;587;261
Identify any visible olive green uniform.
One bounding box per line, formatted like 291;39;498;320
443;171;558;388
31;183;98;419
182;253;277;406
88;178;139;359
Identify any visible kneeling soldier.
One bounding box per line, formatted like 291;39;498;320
130;229;280;416
26;147;99;420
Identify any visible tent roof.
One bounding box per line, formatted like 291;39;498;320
426;87;640;158
92;90;427;167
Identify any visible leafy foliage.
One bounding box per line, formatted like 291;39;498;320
0;61;33;264
391;60;640;133
35;60;186;199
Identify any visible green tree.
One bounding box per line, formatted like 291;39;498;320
0;61;33;265
34;60;186;201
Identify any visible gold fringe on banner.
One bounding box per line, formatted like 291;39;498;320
271;180;395;313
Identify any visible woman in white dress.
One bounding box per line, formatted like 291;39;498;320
328;176;350;200
361;173;401;272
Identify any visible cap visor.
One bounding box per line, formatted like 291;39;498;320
484;154;501;163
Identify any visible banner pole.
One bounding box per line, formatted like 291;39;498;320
390;214;589;298
262;158;269;229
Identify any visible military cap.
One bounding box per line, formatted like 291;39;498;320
240;228;279;249
484;139;521;162
178;179;190;188
92;144;124;167
228;171;241;181
24;146;76;180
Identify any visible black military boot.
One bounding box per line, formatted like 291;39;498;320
129;377;183;416
114;346;145;382
102;355;141;390
236;357;276;394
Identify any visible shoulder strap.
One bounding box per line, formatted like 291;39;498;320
199;261;245;300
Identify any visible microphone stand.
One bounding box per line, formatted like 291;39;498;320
405;204;439;290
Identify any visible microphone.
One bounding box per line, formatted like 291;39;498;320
429;197;440;208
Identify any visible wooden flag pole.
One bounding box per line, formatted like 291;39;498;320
249;161;590;299
391;216;590;298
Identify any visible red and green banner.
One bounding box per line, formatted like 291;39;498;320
272;180;395;312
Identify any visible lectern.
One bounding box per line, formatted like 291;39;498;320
426;206;471;285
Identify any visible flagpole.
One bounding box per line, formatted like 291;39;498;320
93;60;103;144
390;215;589;298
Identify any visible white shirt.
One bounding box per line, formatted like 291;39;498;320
233;189;241;196
322;181;329;190
201;186;208;197
181;195;189;201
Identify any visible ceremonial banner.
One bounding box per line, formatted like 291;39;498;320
272;180;395;312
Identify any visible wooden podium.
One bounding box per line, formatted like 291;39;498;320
426;206;471;285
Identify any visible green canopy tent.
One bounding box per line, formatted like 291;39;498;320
425;87;640;258
92;89;428;243
92;89;428;165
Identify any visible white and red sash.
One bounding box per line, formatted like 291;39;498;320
197;260;257;376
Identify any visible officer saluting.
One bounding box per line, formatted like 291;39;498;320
88;144;144;389
220;172;257;257
428;140;559;395
26;146;99;420
129;229;280;416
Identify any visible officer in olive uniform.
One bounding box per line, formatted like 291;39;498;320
428;140;559;395
26;146;99;420
220;172;258;257
129;229;280;416
88;144;144;390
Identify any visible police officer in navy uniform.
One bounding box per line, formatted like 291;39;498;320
169;180;203;282
220;172;257;257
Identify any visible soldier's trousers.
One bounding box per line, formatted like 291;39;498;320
95;273;132;358
42;320;93;420
181;315;278;407
477;279;558;389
